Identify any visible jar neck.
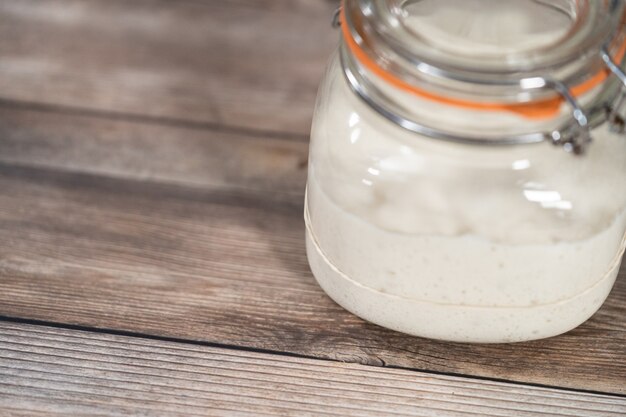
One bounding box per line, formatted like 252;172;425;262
338;0;626;153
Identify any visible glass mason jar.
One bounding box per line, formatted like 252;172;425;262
305;0;626;343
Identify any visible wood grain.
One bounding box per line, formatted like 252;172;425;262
0;105;308;196
1;0;625;401
0;0;337;135
1;322;624;417
0;154;624;394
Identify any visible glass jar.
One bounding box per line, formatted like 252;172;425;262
305;0;626;343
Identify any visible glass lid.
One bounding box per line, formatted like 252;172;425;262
338;0;626;152
400;0;576;58
343;0;625;97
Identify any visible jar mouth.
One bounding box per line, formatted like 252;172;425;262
342;6;626;120
356;0;624;75
339;0;626;152
399;0;576;60
388;0;580;69
344;0;625;96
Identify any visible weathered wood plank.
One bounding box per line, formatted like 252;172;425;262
2;0;623;406
1;322;624;417
0;161;624;394
0;106;308;196
0;0;337;135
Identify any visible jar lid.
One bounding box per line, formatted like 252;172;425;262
338;0;626;153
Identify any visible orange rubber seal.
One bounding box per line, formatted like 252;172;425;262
341;6;626;119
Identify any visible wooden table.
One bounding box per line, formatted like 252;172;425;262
0;1;624;415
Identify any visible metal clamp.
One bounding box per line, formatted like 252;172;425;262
331;6;342;28
601;47;626;86
600;46;626;133
546;79;592;154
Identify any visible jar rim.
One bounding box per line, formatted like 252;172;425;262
347;0;625;78
339;0;626;153
341;4;626;119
